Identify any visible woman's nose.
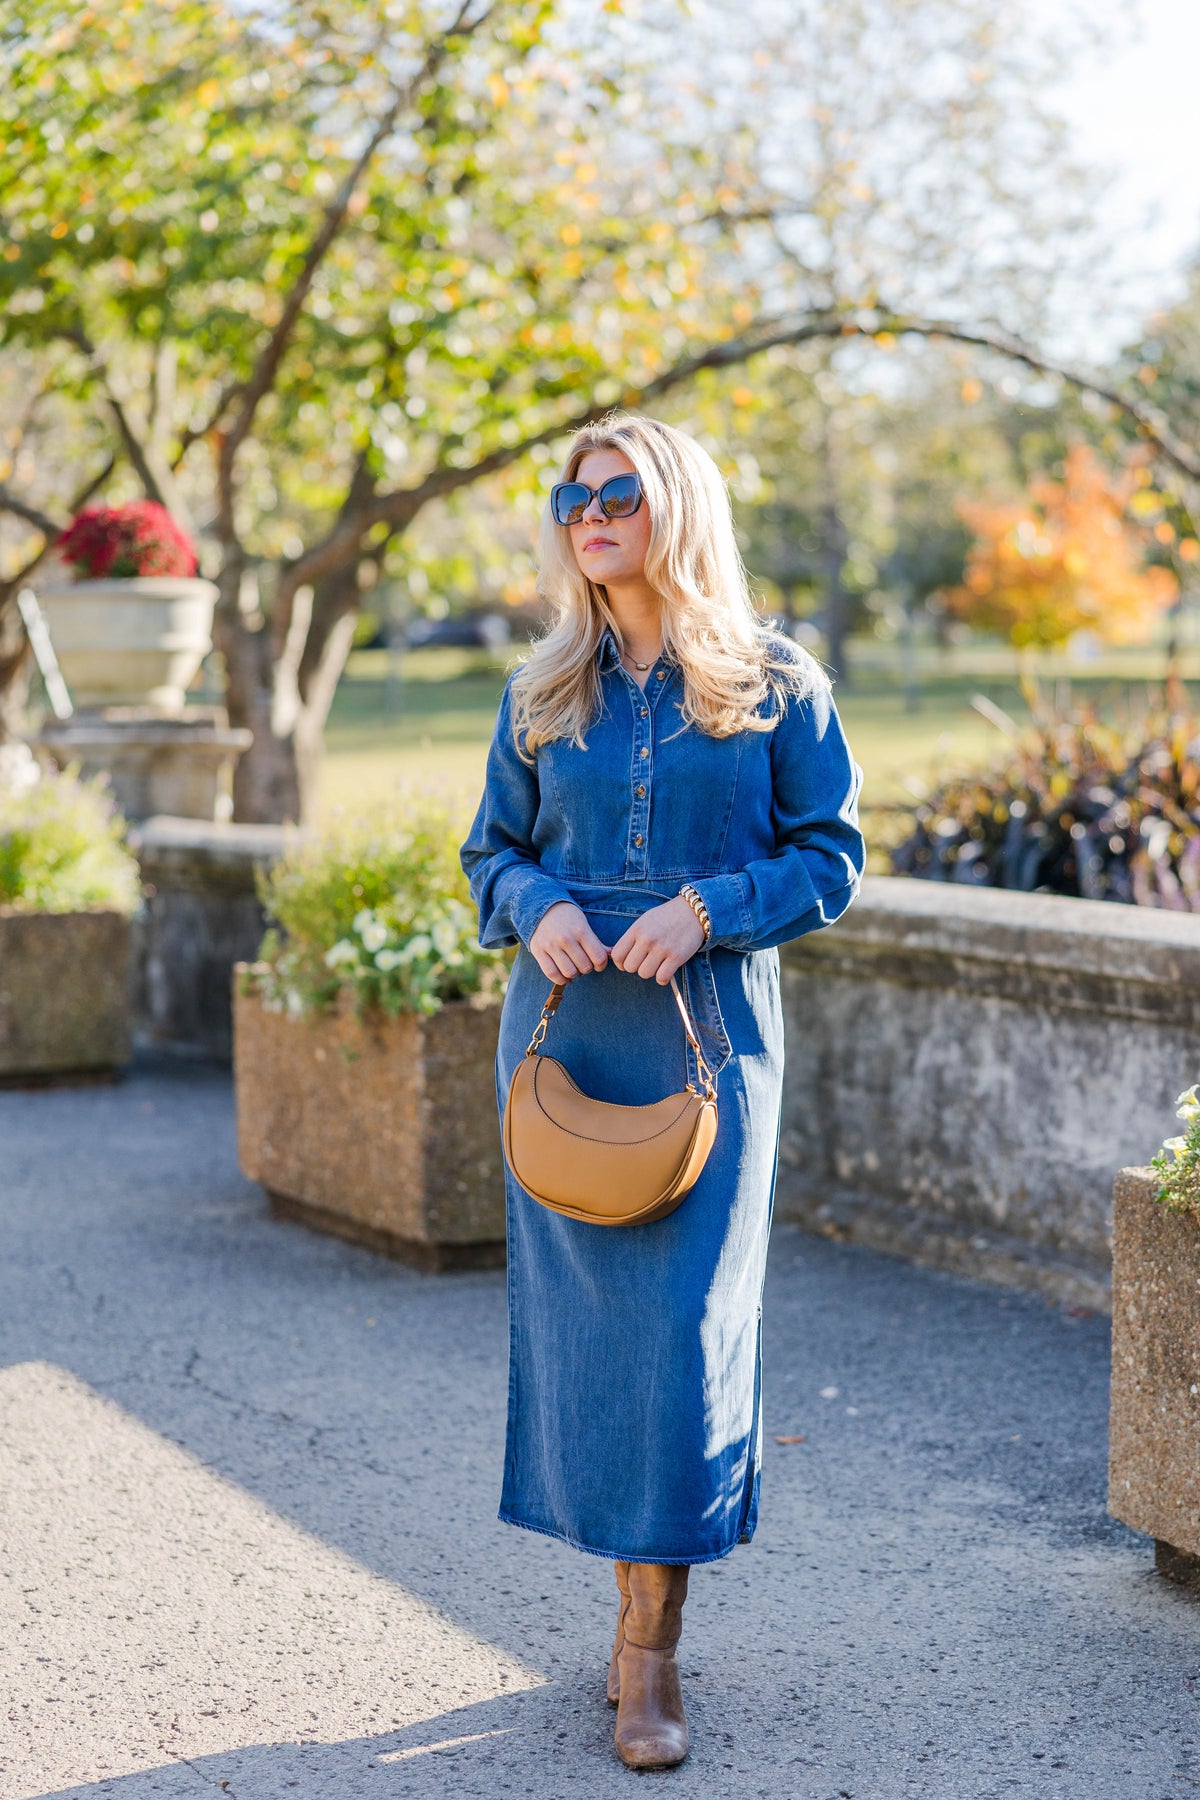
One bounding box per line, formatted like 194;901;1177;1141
581;495;609;524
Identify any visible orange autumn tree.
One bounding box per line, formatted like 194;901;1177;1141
947;444;1178;651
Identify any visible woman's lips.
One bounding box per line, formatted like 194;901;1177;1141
583;537;616;551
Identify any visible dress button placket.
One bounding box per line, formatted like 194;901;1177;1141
623;660;660;877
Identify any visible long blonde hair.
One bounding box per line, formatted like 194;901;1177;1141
510;412;830;761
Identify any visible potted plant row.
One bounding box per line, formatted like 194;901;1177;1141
233;794;512;1271
0;748;139;1080
1108;1094;1200;1588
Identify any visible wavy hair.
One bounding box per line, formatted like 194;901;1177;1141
509;412;830;762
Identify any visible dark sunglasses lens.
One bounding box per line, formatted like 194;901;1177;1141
552;483;590;525
600;475;640;517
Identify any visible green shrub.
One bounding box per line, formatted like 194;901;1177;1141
249;794;510;1019
1151;1085;1200;1217
0;764;140;914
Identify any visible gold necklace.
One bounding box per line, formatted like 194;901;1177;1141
621;643;661;671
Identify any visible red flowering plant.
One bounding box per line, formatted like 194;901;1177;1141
56;501;198;579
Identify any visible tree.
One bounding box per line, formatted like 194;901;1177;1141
946;443;1178;653
3;0;1197;819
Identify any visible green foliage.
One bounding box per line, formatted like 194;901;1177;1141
0;766;140;914
250;793;509;1018
1151;1086;1200;1218
889;682;1200;906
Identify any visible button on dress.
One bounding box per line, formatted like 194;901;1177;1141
459;625;865;1563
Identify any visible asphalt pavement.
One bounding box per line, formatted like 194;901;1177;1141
1;1054;1197;1800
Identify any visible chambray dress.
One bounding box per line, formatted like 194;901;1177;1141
459;624;864;1564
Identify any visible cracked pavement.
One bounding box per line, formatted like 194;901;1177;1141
1;1053;1198;1799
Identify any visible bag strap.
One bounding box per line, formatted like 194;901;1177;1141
524;970;716;1100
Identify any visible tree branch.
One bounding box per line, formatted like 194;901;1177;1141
64;324;198;532
0;486;64;537
215;0;484;532
264;306;1200;614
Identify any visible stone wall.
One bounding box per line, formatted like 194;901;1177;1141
129;816;289;1061
776;876;1200;1310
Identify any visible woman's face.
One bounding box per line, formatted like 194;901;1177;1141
564;448;653;588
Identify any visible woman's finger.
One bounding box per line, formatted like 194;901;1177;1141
633;950;672;979
620;937;655;977
563;938;601;976
581;926;611;970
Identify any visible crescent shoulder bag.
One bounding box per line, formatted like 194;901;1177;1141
502;970;718;1226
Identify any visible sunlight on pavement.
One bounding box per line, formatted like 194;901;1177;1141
0;1362;544;1798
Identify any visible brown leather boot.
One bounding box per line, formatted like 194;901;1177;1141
607;1560;631;1705
613;1561;690;1769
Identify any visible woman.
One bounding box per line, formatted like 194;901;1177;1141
458;412;865;1770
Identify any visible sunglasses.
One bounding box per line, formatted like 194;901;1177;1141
550;471;644;526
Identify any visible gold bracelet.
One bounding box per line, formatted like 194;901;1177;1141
679;882;711;943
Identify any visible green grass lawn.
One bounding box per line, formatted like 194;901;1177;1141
319;638;1200;837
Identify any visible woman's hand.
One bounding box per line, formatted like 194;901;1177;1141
610;896;705;984
528;901;611;982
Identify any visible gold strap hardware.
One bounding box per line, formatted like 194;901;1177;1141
524;970;717;1100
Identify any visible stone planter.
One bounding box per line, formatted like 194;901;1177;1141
36;710;253;823
33;576;219;713
233;973;506;1271
1109;1166;1200;1589
0;909;131;1079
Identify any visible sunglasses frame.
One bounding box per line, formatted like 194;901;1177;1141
550;471;645;527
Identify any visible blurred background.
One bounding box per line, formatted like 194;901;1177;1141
5;0;1200;899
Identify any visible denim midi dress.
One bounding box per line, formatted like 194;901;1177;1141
459;625;865;1564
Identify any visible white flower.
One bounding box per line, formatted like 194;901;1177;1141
352;907;376;936
375;948;401;971
431;920;458;958
360;920;388;954
1164;1136;1188;1160
1177;1085;1200;1121
407;933;432;959
324;939;358;969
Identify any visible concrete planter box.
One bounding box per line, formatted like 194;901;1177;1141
233;972;506;1271
1109;1165;1200;1589
0;909;131;1079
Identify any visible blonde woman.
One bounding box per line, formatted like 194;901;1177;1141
459;412;865;1769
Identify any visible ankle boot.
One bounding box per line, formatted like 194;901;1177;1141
613;1561;690;1769
607;1560;631;1705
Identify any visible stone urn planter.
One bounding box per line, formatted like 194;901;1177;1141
233;971;506;1271
33;576;219;713
0;909;131;1080
1108;1166;1200;1589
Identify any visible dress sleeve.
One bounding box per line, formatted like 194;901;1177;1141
686;679;865;953
458;674;578;951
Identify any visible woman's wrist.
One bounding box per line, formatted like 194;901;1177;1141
678;882;711;944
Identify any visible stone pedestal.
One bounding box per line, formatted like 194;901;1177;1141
128;815;289;1061
35;709;252;823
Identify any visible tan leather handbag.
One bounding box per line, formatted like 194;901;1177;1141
502;971;718;1225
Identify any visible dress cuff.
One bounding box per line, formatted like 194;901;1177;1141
686;872;751;948
511;874;577;949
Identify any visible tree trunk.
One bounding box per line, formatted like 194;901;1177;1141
216;557;363;825
819;408;852;685
0;598;32;742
